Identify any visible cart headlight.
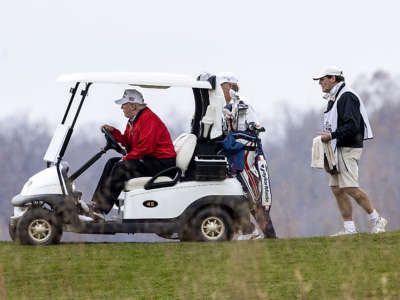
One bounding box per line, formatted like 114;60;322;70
71;182;76;192
14;206;28;217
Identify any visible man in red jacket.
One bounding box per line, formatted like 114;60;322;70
91;89;176;217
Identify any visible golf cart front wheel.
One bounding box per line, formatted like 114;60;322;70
192;207;233;242
17;207;62;245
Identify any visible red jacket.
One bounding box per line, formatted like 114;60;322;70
112;107;176;160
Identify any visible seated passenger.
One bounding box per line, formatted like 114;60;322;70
90;89;176;218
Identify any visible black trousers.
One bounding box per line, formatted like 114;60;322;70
92;157;176;214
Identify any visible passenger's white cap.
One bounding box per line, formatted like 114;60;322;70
218;72;239;84
313;66;344;80
115;89;146;105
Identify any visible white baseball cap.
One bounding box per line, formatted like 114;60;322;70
115;89;146;105
218;72;239;85
313;66;344;80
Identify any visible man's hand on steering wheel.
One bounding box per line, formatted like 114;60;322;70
100;124;115;133
101;126;127;155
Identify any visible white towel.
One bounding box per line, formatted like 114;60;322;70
311;136;338;172
311;136;324;168
323;141;338;172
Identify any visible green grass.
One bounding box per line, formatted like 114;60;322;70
0;231;399;299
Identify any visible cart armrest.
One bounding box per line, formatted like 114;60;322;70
144;166;182;190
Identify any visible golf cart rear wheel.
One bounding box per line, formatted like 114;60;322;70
17;207;62;245
192;207;233;242
179;226;194;242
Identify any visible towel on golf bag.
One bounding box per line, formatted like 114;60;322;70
222;132;246;174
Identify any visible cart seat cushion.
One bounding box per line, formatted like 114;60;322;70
125;176;172;191
173;133;197;175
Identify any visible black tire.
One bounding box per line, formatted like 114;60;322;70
16;207;62;246
191;207;233;242
179;224;194;242
8;218;17;242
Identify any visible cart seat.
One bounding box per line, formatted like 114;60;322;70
173;133;197;175
124;133;197;191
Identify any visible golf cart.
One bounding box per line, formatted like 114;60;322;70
9;72;253;245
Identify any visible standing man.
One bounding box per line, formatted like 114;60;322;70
219;73;244;132
313;66;387;235
90;89;176;219
219;73;259;132
218;73;276;239
219;72;238;105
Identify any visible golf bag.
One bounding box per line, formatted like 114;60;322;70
222;130;276;238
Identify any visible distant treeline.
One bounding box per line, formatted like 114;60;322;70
1;71;399;240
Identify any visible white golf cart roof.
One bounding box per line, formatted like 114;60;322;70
57;72;212;89
45;71;221;164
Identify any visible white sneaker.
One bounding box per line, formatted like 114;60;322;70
78;200;90;213
237;228;264;240
91;211;105;222
78;214;94;222
371;217;387;234
330;229;358;237
78;201;105;222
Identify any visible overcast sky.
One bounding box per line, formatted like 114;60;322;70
1;0;399;132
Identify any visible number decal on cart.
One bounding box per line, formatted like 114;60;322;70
143;200;158;208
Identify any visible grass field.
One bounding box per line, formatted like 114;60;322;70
0;231;399;299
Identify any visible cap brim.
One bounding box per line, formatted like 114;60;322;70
220;81;237;85
115;98;129;105
313;71;343;80
313;74;325;80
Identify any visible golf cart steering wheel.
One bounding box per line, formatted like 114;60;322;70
102;128;127;155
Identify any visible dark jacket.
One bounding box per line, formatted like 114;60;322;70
326;91;364;148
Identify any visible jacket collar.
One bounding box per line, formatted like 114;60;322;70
324;82;345;102
128;107;148;128
324;83;346;113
